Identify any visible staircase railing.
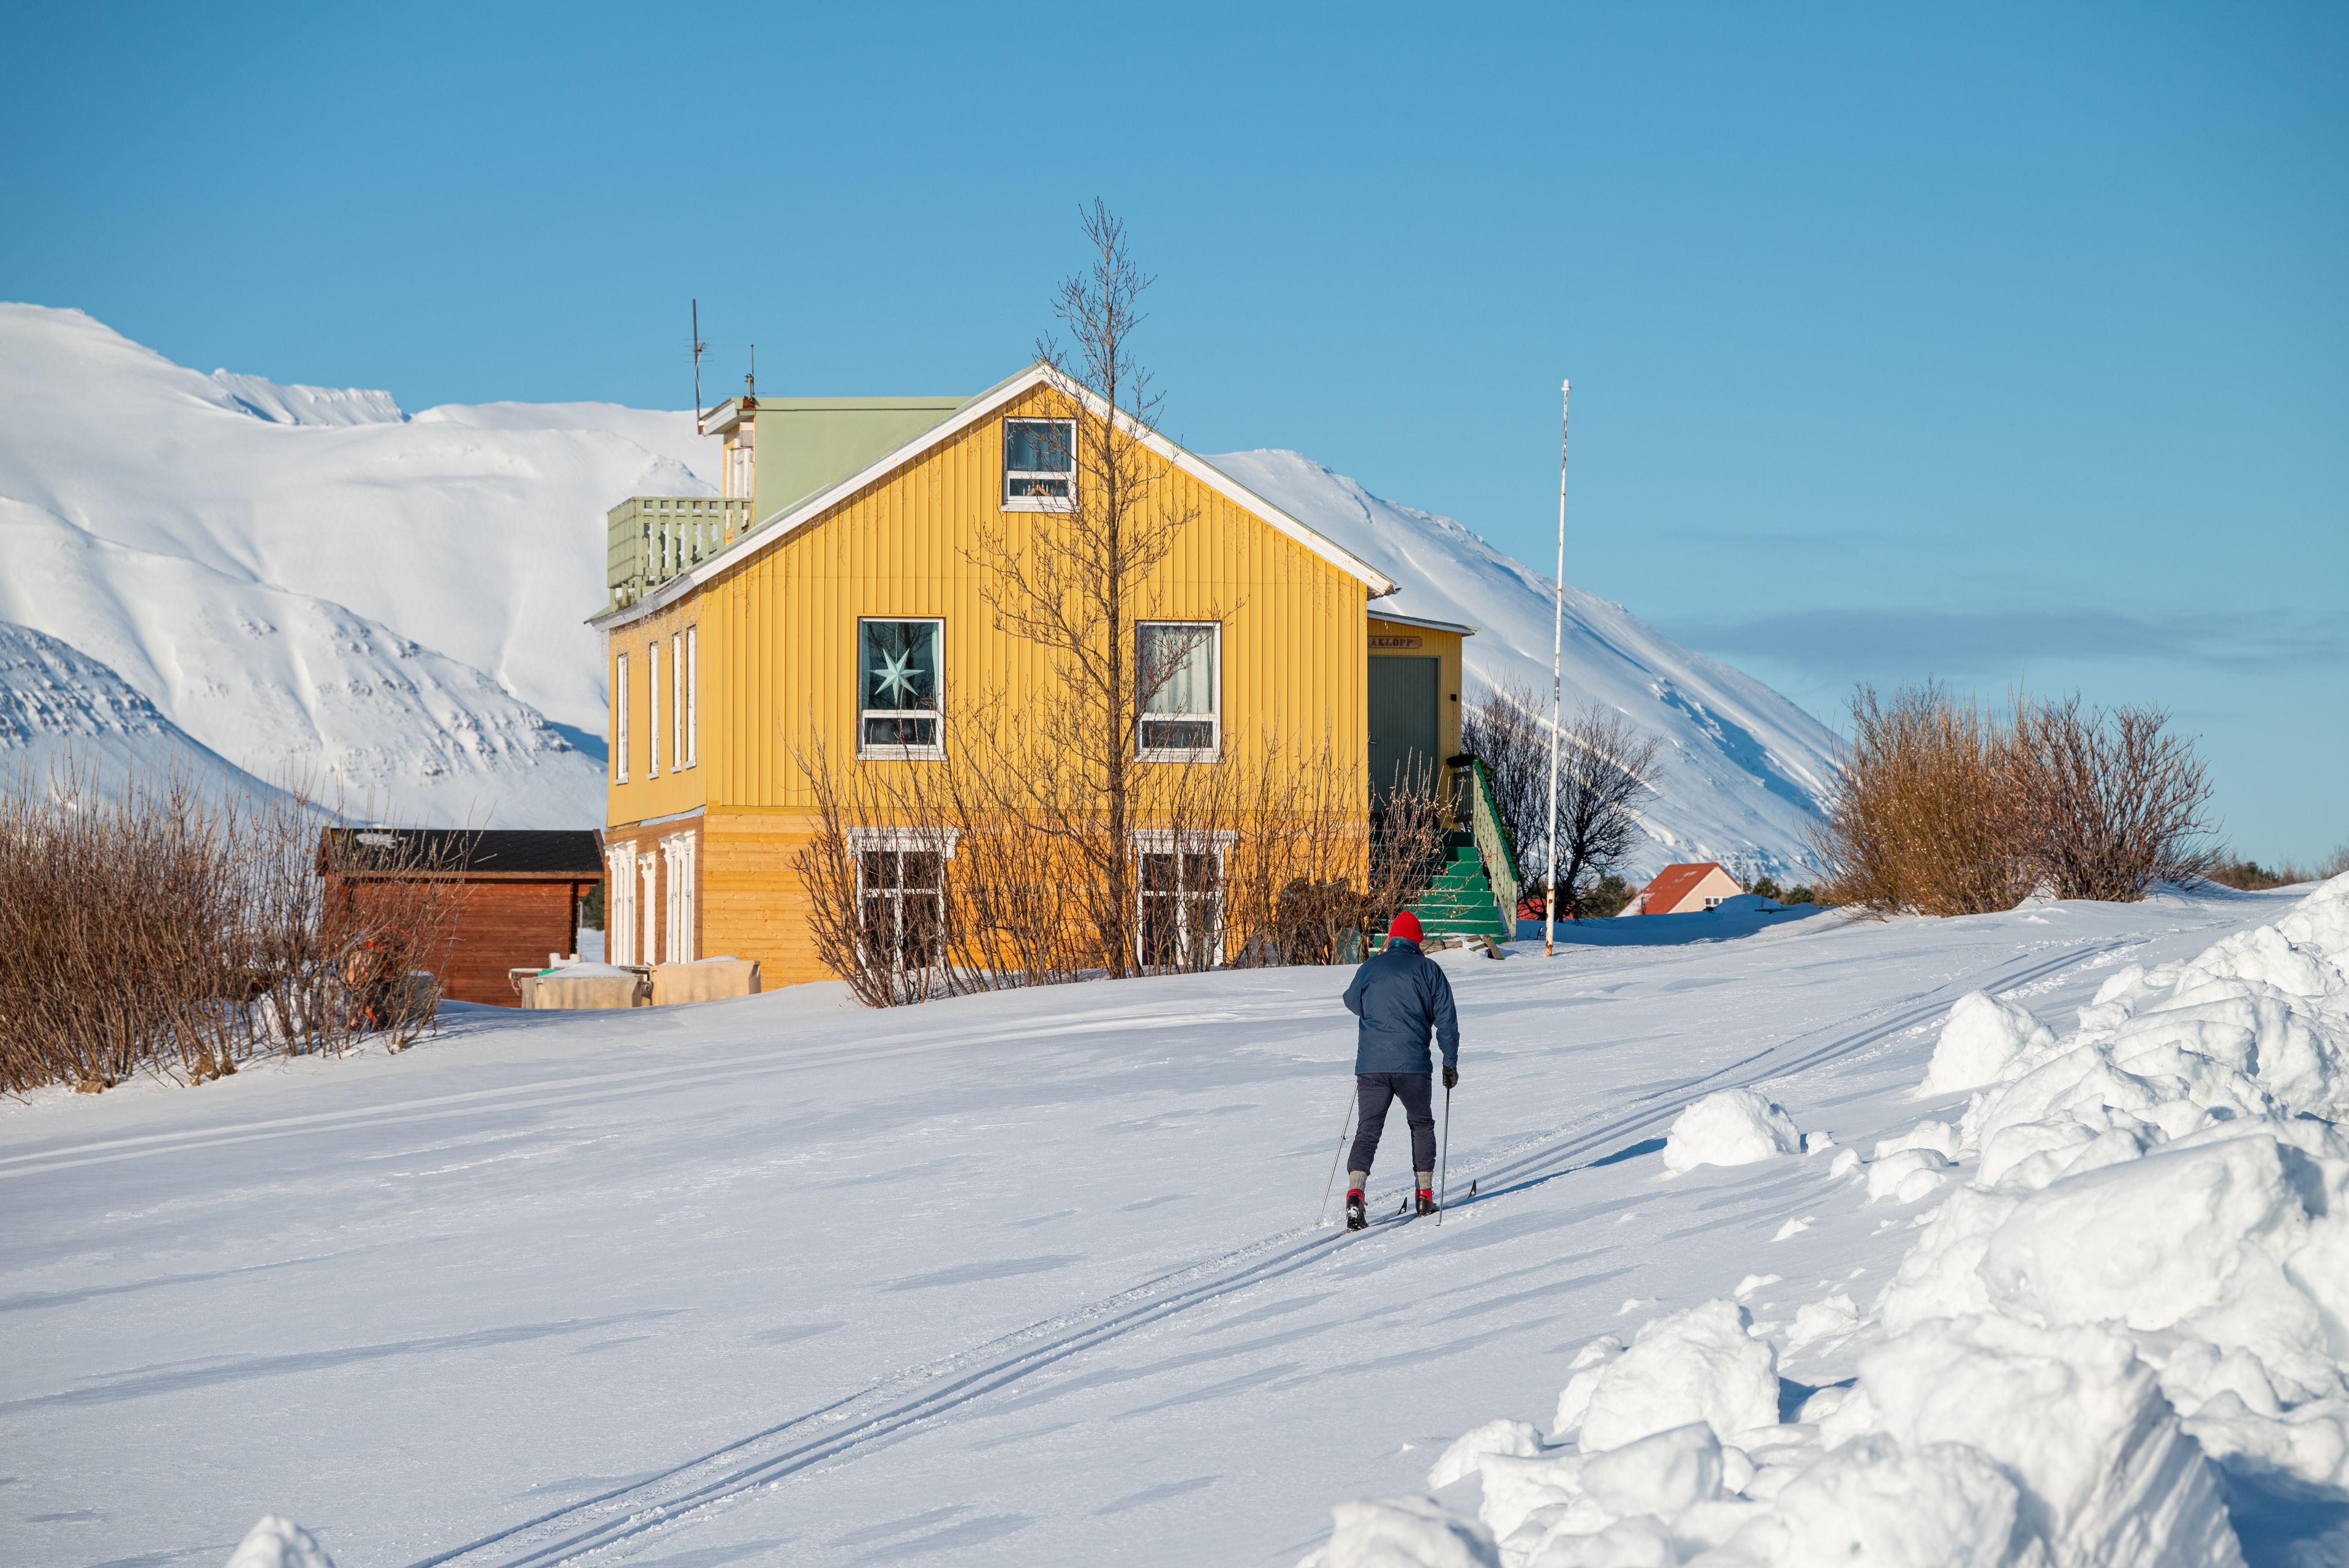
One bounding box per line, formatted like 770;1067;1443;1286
1449;754;1520;934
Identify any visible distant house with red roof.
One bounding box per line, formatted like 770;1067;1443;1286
1623;861;1742;916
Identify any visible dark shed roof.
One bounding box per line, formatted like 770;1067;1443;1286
319;828;604;880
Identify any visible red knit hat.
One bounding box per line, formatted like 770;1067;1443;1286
1388;910;1424;944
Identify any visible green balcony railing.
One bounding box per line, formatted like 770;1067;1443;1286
605;496;752;612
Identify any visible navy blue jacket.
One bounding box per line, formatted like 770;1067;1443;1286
1342;938;1460;1074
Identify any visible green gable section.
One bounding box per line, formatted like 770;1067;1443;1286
753;396;973;523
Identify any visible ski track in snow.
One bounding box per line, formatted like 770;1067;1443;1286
2;889;2299;1568
401;940;2127;1568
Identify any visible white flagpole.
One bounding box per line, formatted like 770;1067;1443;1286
1544;380;1569;957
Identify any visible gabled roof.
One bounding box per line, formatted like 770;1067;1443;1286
594;364;1399;630
1637;861;1733;914
319;828;604;880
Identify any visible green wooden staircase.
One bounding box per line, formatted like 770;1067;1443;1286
1408;831;1514;942
1400;756;1521;945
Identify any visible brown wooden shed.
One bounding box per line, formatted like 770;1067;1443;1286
317;829;604;1007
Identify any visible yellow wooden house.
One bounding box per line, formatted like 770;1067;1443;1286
592;366;1507;986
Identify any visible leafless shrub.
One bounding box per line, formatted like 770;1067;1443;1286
2006;695;2215;900
791;710;1445;1007
1464;680;1662;917
0;756;465;1093
2205;844;2349;890
1812;683;2217;916
1811;684;2035;917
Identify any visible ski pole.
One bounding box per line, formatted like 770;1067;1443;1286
1317;1085;1358;1229
1436;1083;1453;1226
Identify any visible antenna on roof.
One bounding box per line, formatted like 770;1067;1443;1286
746;343;755;398
692;300;709;431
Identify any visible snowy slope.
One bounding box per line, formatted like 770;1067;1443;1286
0;618;294;805
2;886;2334;1567
0;303;1836;850
0;306;710;736
0;305;695;824
1215;451;1841;874
0;497;603;825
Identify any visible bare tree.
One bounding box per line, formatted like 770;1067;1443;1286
1553;704;1664;918
1461;677;1553;885
1464;682;1661;916
962;201;1219;976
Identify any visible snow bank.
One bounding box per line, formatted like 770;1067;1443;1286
1917;992;2054;1098
1299;1497;1498;1567
1312;874;2349;1566
225;1516;336;1568
1579;1300;1781;1453
1661;1091;1802;1175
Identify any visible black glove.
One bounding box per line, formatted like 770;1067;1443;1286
1442;1064;1458;1090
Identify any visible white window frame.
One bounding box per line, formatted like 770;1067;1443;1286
856;616;946;761
850;828;957;979
1133;829;1233;972
1001;417;1076;512
1136;621;1221;762
683;625;698;767
647;638;662;778
606;843;636;965
670;631;684;773
613;652;630;783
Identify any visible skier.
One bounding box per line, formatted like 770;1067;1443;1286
1340;910;1460;1230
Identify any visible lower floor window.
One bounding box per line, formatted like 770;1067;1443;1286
1138;846;1223;971
859;846;945;971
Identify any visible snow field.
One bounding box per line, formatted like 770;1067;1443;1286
1335;875;2349;1568
0;888;2310;1567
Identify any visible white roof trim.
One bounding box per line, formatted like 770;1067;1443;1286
1367;610;1479;636
596;364;1398;630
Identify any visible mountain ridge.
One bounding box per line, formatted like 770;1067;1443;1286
0;303;1839;866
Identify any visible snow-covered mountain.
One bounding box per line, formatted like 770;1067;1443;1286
0;304;701;824
1216;451;1841;872
0;304;1841;859
0;618;300;807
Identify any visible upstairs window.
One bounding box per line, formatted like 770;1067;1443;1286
647;639;662;777
859;617;943;756
613;651;630;782
1003;418;1075;508
682;625;698;767
1137;622;1220;758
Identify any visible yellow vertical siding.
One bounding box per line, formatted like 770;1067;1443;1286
1369;617;1467;765
604;597;711;829
604;385;1375;982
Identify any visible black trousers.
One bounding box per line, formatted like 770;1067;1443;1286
1348;1072;1436;1181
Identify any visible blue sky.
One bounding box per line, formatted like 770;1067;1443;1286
5;3;2343;863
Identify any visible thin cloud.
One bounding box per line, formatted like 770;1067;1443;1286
1672;608;2349;679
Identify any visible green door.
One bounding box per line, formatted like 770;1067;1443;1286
1367;656;1440;805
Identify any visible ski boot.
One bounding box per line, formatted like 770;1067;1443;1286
1344;1189;1368;1232
1416;1188;1439;1218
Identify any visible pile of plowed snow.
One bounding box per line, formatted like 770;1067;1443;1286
1310;874;2349;1568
